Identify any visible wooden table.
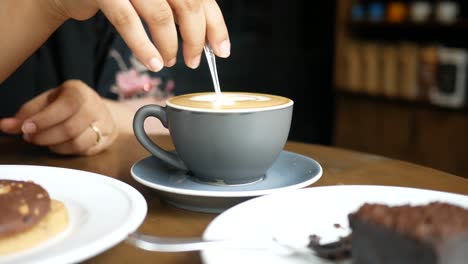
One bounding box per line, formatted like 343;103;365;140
1;134;467;264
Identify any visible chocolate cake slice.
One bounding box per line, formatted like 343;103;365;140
348;202;468;264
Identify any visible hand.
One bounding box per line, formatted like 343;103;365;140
50;0;230;70
0;80;118;156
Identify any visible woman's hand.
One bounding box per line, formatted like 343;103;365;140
51;0;230;70
0;80;118;156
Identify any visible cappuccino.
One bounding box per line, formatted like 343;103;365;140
134;91;293;185
167;92;293;112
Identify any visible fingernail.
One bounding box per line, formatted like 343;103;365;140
149;57;164;72
22;121;37;134
218;39;231;58
166;58;177;67
189;55;201;69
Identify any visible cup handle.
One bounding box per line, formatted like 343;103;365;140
133;105;188;170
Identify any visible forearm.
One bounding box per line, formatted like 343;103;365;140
104;99;135;134
0;0;67;83
104;98;169;135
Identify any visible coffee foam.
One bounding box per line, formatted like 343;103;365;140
167;92;293;112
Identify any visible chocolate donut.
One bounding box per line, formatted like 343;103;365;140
0;180;51;238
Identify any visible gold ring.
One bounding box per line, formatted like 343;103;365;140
90;124;103;145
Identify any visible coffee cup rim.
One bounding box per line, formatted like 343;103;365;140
166;92;294;113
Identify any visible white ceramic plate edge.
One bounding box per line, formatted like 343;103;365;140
201;185;468;264
0;165;148;264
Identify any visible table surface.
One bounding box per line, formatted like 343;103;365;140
1;134;467;264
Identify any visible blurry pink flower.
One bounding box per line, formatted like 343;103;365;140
115;69;161;98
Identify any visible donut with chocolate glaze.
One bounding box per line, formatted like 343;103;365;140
0;180;51;238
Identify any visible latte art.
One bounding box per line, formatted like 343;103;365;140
191;93;271;105
167;92;293;112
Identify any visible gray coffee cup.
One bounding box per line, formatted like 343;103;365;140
133;92;293;185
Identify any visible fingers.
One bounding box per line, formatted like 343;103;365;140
0;118;22;134
25;100;117;156
21;82;85;134
0;89;58;134
25;101;98;146
15;88;59;120
97;0;164;72
169;0;206;68
48;120;118;156
132;0;178;67
203;0;230;58
47;123;97;155
15;80;117;155
99;0;230;70
22;80;117;155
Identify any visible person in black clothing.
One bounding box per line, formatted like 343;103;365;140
1;0;230;81
0;0;230;155
0;15;174;155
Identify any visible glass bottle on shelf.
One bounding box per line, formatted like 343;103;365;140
387;0;410;23
409;0;433;23
368;0;387;22
435;0;460;24
351;0;366;22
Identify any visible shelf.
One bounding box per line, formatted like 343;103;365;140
348;21;468;46
335;89;468;113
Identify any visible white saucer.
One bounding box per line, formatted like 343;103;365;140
131;151;322;213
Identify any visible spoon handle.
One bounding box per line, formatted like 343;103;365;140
126;232;351;259
203;44;222;101
126;232;269;252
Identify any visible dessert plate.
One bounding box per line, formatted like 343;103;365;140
131;151;322;213
0;165;147;264
201;185;468;264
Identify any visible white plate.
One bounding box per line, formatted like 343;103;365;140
0;165;147;264
201;185;468;264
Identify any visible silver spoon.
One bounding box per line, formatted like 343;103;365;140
125;232;351;258
127;233;276;252
203;44;222;102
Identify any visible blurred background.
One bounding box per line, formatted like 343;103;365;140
171;1;336;145
169;0;468;179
